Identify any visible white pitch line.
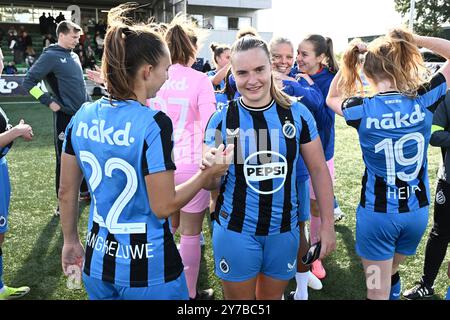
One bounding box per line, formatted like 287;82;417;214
0;101;41;105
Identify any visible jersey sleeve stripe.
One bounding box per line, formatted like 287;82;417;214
427;95;446;113
417;72;446;96
154;112;176;171
300;116;312;144
64;126;75;155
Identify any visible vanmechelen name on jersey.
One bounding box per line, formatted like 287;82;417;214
366;104;425;130
86;231;154;260
244;151;287;195
75;120;135;146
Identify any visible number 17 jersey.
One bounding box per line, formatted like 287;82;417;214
342;73;447;213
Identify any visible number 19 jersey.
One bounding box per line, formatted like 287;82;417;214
342;73;447;213
63;97;183;287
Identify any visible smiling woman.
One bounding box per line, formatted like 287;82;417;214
204;35;336;300
58;3;232;301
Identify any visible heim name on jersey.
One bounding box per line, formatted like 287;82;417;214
366;104;425;130
75;120;135;146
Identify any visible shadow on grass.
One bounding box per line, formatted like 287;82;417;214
9;201;90;300
9;215;62;299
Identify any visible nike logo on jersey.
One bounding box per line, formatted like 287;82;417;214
60;58;67;63
366;105;425;130
76;120;135;146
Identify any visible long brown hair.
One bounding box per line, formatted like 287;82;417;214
102;4;167;102
231;36;292;109
165;15;200;65
210;42;230;67
339;28;428;98
303;34;339;73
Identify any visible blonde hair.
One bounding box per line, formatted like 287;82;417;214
231;36;292;109
236;26;259;40
339;28;428;98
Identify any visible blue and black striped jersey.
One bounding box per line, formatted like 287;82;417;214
342;73;447;213
63;97;183;287
207;70;229;111
205;98;318;235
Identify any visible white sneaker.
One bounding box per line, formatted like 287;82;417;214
333;205;345;222
308;271;323;290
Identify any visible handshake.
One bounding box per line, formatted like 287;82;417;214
198;144;234;188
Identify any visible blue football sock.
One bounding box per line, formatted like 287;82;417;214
0;247;4;289
389;272;401;300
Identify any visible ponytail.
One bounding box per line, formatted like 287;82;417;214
338;28;428;98
304;34;339;73
210;42;230;66
325;37;339;73
166;15;201;65
102;3;167;102
338;39;364;98
221;68;236;101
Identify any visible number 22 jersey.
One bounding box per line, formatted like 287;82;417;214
63;97;183;287
342;73;447;213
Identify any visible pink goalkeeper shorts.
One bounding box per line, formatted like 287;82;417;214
175;171;210;213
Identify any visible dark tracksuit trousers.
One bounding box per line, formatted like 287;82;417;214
53;111;88;198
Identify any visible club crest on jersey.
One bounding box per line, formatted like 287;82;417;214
76;120;135;146
243;151;287;195
436;190;446;205
282;121;296;139
0;215;6;227
219;258;230;274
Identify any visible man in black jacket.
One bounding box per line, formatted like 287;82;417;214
23;20;90;216
404;91;450;299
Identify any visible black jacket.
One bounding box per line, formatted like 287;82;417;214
430;90;450;183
